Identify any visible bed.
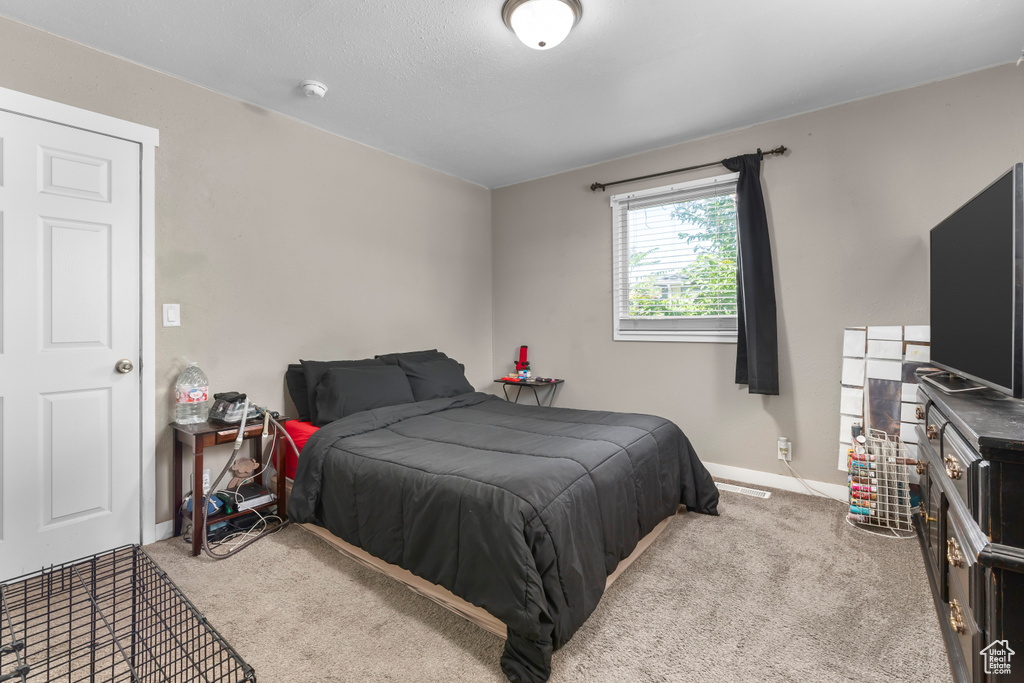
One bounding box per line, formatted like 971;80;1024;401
285;352;719;683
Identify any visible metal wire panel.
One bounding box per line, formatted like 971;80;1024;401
848;429;915;534
0;545;254;682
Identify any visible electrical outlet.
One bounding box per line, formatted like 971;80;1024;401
777;437;792;461
202;469;211;494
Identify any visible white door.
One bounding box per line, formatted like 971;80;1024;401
0;109;141;580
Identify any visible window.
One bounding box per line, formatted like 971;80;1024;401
611;172;739;343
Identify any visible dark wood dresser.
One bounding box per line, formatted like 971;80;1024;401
916;381;1024;682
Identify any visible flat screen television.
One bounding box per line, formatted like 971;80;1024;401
930;163;1024;397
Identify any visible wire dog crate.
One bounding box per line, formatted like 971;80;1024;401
1;545;254;682
847;428;915;534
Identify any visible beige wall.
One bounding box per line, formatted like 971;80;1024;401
492;64;1024;486
3;11;1022;524
0;17;493;524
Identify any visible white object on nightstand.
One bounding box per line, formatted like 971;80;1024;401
163;303;180;327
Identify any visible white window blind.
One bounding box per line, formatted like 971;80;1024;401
611;172;740;343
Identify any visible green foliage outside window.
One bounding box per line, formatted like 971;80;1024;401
628;194;738;317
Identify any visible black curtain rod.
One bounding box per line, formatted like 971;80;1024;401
589;145;787;192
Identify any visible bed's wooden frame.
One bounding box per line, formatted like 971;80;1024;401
298;507;681;638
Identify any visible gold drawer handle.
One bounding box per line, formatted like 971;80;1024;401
927;424;939;440
950;599;966;635
916;405;925;420
944;454;963;480
916;460;927;475
947;538;964;568
920;509;937;525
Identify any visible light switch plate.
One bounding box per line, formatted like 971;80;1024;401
163;303;180;327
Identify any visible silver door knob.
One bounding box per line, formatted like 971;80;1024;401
115;359;134;374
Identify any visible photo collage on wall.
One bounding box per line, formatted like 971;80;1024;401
838;326;936;470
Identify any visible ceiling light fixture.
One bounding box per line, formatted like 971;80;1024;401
501;0;582;51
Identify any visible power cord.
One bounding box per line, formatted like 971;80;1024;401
198;402;301;560
187;507;285;552
783;459;848;504
782;459;915;540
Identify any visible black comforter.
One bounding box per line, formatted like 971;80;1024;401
289;393;719;682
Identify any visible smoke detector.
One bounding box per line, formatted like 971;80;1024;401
300;80;328;98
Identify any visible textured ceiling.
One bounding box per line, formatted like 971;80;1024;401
1;0;1022;188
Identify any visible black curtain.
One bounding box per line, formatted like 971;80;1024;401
721;153;779;395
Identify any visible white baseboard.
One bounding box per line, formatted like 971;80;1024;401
152;520;174;543
703;462;848;501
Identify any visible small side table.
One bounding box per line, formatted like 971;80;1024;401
494;379;564;407
171;416;291;557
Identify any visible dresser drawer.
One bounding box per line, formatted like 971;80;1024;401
946;503;978;622
948;571;979;683
919;439;943;541
942;426;979;510
916;423;940;471
920;460;945;596
922;401;950;447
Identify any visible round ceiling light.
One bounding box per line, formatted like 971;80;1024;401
501;0;583;51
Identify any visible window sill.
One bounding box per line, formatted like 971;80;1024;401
613;329;738;344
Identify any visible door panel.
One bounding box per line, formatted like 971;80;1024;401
0;211;4;353
40;146;112;202
43;388;111;524
0;397;3;542
43;217;111;348
0;109;140;579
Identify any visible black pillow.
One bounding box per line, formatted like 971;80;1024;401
375;349;448;367
300;358;386;425
398;357;474;401
286;364;310;422
314;365;415;426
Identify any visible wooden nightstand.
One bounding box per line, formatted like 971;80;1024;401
171;416;291;556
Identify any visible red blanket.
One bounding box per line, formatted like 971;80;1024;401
283;420;318;479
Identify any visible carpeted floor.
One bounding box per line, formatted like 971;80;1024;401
145;485;950;682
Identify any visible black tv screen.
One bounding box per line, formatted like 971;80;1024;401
930;164;1023;397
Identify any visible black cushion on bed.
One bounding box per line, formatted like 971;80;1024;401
286;364;310;422
374;349;448;366
314;365;416;426
398;357;474;401
300;358;386;425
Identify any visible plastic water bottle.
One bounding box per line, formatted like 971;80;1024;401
175;362;210;424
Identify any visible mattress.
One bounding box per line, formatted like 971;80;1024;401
289;392;719;683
